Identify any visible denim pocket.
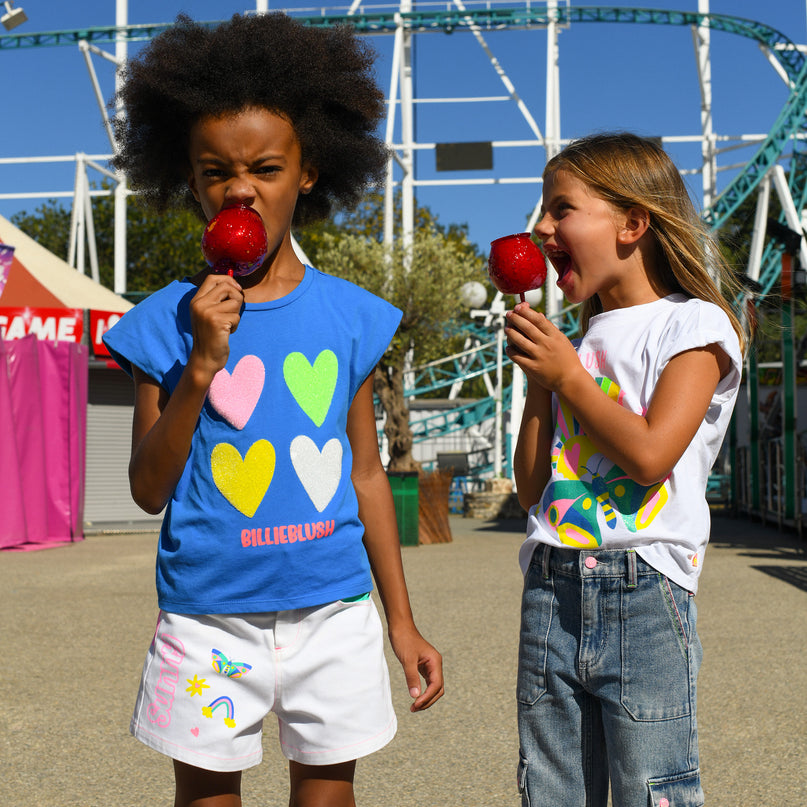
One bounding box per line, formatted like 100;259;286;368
620;574;699;721
517;563;554;706
648;768;703;806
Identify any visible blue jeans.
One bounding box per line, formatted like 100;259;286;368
517;545;703;807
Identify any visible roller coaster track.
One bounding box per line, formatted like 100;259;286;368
3;7;804;455
405;8;807;447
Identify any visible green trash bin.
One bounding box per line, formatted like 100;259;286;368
387;471;419;546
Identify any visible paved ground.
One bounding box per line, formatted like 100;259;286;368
1;513;805;806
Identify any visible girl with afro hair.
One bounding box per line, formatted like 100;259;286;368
104;13;443;807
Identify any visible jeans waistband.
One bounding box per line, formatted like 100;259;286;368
537;544;642;589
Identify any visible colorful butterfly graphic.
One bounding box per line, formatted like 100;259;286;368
211;648;252;678
543;377;669;548
542;458;669;548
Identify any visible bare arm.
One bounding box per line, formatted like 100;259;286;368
512;378;554;511
128;274;244;513
506;303;730;486
347;374;444;712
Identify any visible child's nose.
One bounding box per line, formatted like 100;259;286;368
224;175;257;205
533;215;552;241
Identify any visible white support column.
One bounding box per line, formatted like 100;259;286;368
68;155;82;269
399;0;415;255
79;40;117;152
771;164;807;268
83;177;101;283
113;0;128;294
384;20;403;251
70;154;87;274
748;172;771;283
543;0;561;321
694;0;716;211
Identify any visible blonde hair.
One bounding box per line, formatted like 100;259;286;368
545;132;746;353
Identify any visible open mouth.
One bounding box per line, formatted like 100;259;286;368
544;249;572;284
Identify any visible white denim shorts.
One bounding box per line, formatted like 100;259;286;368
130;597;397;772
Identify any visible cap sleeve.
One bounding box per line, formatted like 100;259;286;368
345;284;402;399
658;299;743;403
102;281;195;392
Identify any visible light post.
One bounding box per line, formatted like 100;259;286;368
463;283;506;478
1;1;26;31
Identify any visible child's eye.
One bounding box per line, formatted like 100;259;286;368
255;165;281;175
201;168;226;179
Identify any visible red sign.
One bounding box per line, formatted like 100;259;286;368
0;307;84;343
89;309;124;357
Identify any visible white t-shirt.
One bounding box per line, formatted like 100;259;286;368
520;294;742;593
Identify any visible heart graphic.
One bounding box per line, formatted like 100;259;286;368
208;355;265;430
211;439;276;517
190;727;200;737
290;435;342;512
283;350;338;427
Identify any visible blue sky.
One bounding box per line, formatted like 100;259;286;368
1;1;805;256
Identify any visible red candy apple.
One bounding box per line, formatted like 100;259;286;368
201;204;269;277
487;232;547;301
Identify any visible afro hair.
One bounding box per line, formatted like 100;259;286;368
112;13;388;226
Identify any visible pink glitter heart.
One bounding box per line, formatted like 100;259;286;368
190;727;200;737
208;355;265;430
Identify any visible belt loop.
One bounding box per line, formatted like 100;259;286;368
626;549;638;589
542;544;551;580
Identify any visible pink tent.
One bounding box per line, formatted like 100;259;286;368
0;215;129;550
0;335;88;550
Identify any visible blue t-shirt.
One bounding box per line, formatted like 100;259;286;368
103;266;402;614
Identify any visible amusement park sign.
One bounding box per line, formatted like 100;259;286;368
0;306;122;357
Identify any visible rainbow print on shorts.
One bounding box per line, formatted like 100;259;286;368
202;696;237;728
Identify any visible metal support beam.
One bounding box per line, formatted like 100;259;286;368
694;0;717;212
113;0;127;294
399;0;415;256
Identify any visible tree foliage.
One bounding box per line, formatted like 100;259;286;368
315;228;487;470
12;188;205;295
297;191;484;269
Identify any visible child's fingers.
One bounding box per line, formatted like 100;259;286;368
194;274;244;311
410;652;445;712
192;276;244;332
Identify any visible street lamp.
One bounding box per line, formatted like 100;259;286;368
1;1;27;31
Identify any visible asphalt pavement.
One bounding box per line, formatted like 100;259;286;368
1;513;804;806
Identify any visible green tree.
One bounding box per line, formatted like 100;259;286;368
315;228;486;471
297;191;484;268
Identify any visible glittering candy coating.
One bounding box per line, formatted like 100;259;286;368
487;232;547;295
201;204;269;277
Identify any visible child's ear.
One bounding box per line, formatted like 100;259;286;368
618;206;650;244
299;164;318;195
188;171;201;203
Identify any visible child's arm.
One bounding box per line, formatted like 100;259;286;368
129;274;244;513
346;374;444;712
512;378;554;511
505;303;730;486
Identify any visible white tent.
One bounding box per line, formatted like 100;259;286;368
0;214;132;312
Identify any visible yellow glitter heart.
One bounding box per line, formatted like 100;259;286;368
211;440;275;517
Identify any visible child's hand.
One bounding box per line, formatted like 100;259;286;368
504;302;582;393
389;625;444;712
188;274;245;381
